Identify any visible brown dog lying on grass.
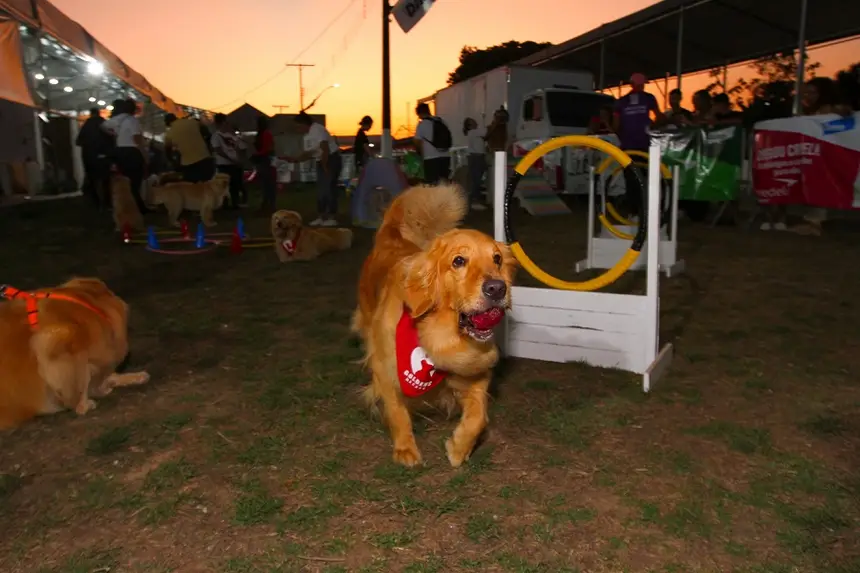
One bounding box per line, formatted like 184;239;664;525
270;210;353;262
352;185;517;467
0;278;150;429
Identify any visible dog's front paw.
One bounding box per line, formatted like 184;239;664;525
392;444;423;467
75;398;97;416
445;437;473;468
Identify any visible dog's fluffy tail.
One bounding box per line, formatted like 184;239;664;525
383;184;467;250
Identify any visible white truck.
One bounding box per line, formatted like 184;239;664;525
427;65;618;195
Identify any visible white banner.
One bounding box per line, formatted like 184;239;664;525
392;0;436;34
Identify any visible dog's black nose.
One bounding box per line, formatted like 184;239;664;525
482;279;507;300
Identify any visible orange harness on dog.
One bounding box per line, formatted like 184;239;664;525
0;285;108;329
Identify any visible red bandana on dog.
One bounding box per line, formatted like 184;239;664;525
396;306;447;397
280;228;301;256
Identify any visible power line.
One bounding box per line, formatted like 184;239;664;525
209;0;361;111
304;10;369;95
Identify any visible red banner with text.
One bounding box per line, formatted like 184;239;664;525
753;113;860;209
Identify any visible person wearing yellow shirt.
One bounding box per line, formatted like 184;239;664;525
164;114;215;182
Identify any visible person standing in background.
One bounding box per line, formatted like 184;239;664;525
286;112;343;226
354;115;373;173
463;118;487;212
164;113;215;183
211;113;248;209
613;72;665;218
76;107;113;210
102;99;149;214
251;115;277;214
663;89;693;126
413;102;451;185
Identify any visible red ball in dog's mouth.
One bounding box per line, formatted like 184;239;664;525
461;307;506;341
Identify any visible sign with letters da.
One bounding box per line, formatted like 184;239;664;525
392;0;436;34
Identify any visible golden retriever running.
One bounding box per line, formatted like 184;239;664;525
270;210;353;262
352;185;517;467
0;278;150;429
151;173;230;227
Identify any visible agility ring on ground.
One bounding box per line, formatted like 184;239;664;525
204;232;275;249
595;150;673;241
504;136;646;291
145;236;219;255
124;229;184;246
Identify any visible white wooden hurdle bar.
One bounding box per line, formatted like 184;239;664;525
492;144;673;392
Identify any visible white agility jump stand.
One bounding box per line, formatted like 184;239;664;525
494;145;673;392
575;165;685;278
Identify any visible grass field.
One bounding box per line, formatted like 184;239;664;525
0;186;858;573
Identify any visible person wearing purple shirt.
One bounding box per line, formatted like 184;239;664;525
612;73;665;217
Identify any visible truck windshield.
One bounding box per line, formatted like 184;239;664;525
546;91;616;128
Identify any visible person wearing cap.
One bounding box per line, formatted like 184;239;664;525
613;73;665;218
354;115;374;173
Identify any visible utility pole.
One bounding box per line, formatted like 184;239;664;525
286;63;315;110
381;0;392;158
272;105;290;114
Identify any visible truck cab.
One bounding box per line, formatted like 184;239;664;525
514;88;618;194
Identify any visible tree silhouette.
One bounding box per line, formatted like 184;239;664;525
447;41;551;86
835;62;860;110
705;52;822;124
707;52;821;109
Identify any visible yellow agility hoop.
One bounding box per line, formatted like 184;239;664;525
505;136;647;292
595;151;672;237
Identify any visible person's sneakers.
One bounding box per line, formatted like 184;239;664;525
471;203;487;212
774;222;787;231
321;219;338;227
760;222;772;231
309;218;325;226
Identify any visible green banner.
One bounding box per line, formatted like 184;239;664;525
654;126;743;201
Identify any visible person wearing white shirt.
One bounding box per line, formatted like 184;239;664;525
211;113;248;208
463;117;488;212
285;112;342;226
413;102;451;185
102;98;149;213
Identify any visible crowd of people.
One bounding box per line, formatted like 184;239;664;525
75;100;293;219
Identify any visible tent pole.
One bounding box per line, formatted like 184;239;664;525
33;110;45;173
381;0;392;159
598;39;605;91
793;0;809;115
675;7;684;90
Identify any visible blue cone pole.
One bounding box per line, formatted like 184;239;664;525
147;227;159;249
236;217;246;239
195;222;205;249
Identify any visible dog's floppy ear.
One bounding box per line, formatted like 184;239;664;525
402;250;439;318
496;241;518;283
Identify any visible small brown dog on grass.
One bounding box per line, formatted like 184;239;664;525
270;210;353;262
151;173;230;227
0;278;150;429
352;185;516;467
110;174;144;232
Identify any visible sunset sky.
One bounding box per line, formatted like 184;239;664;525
52;0;859;135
